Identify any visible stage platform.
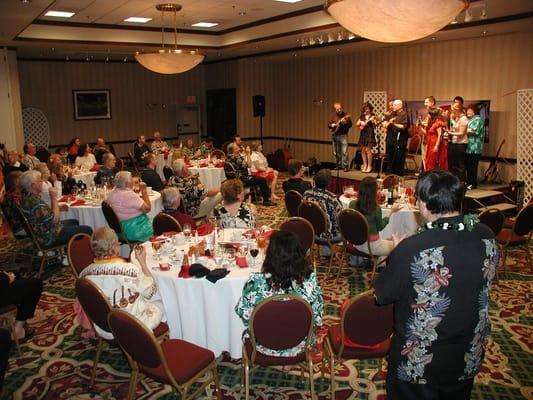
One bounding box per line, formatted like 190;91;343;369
327;169;416;194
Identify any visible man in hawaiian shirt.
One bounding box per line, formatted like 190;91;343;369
375;170;498;399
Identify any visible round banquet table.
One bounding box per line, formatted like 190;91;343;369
59;191;163;231
188;166;225;190
72;171;97;187
339;194;421;239
132;228;259;359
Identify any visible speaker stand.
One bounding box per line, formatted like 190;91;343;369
259;115;264;145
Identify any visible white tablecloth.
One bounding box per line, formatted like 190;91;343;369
188;167;225;190
60;192;163;230
339;194;421;238
133;228;257;358
72;171;97;187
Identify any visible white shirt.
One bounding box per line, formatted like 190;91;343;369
75;154;97;170
250;151;269;173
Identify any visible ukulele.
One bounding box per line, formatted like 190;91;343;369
481;139;505;183
330;114;351;135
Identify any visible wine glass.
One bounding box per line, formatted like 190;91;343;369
183;224;192;242
214;245;224;267
225;247;236;267
152;240;162;260
249;246;260;268
240;242;249;257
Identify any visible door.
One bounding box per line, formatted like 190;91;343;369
206;89;236;148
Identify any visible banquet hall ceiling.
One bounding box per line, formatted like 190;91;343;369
1;0;532;63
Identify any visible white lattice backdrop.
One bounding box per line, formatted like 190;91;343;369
363;91;387;153
517;89;533;203
22;107;50;149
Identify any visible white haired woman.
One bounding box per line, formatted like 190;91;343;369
106;171;153;242
79;227;164;339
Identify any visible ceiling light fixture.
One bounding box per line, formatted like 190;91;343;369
44;10;75;18
273;0;302;3
192;22;218;28
135;4;204;75
464;9;473;22
124;17;152;23
326;0;469;43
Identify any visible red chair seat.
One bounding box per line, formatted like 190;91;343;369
153;321;169;338
328;324;391;359
244;339;306;366
503;217;515;229
141;339;215;384
497;229;527;245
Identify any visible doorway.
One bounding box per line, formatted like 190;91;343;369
206;89;236;148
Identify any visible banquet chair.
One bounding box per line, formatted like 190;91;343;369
115;157;124;171
0;305;21;355
478;208;505;237
221;141;232;155
76;278;169;388
0;205;30;263
404;134;421;172
210;149;225;159
242;294;316;400
337;208;381;284
127;152;139;174
14;205;65;278
284;190;303;217
67;233;94;278
153;213;183;236
382;174;400;189
324;290;393;399
101;202;139;257
107;309;220;400
496;203;533;274
223;161;237;180
503;197;533;229
35;147;51;163
108;144;117;156
279;217;316;271
297;200;342;273
163;166;174;181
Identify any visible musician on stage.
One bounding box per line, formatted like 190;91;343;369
416;96;437;170
447;96;468;181
383;99;409;176
328;102;352;171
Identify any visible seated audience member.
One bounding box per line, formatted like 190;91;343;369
282;159;312;195
94;152;117;185
168;159;222;217
170;147;184;164
19;170;93;247
53;147;68;165
23;143;40;170
150;131;169;153
375;169;498;400
3;150;28;176
232;134;245;154
182;138;198;160
250;141;280;200
303;169;342;243
49;162;76;196
2;171;24;236
161;187;195;229
0;328;11;393
235;230;323;356
67;137;81;164
227;143;275;206
93;137;109;165
140;153;164;192
106;171;153;242
35;163;53;207
214;179;256;229
80;227;163;340
133;135;150;166
74;144;97;171
0;270;42;341
199;136;215;157
349;177;400;257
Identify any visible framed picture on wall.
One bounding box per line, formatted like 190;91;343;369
73;89;111;120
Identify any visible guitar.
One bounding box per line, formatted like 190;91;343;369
329;114;351;135
481;139;505;183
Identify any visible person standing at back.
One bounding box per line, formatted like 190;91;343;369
375;170;498;400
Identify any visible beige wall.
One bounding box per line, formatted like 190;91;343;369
18;31;533;180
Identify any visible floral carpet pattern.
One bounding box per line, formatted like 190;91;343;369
0;197;532;399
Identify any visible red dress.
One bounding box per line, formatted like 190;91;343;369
425;119;448;171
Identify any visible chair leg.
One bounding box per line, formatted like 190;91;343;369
244;360;250;400
328;244;335;274
336;247;346;282
11;327;21;356
38;253;47;278
500;247;508;275
308;357;315;400
89;337;103;387
329;353;335;400
212;364;222;400
369;256;378;287
127;363;139;400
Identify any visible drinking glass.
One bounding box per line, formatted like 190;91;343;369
240;242;249;257
152;241;162;260
183;224;192;242
225;247;236;267
214;245;224;267
249;247;260;268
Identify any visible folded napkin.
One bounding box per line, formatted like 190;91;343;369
196;223;214;236
214;162;225;168
69;199;86;207
59;194;75;202
90;164;101;172
236;256;248;268
206;268;230;283
189;263;210;278
178;264;191;278
242;229;273;240
199;163;208;168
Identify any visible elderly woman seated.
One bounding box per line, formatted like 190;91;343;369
214;179;256;229
18;170;92;249
74;144;97;171
80;227;164;339
161;187;195;229
106;171;153;242
235;230;323;357
168;158;221;218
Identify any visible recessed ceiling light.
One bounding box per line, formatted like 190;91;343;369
124;17;152;23
44;10;75;18
274;0;302;3
192;22;218;28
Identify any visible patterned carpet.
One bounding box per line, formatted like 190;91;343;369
0;193;532;400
